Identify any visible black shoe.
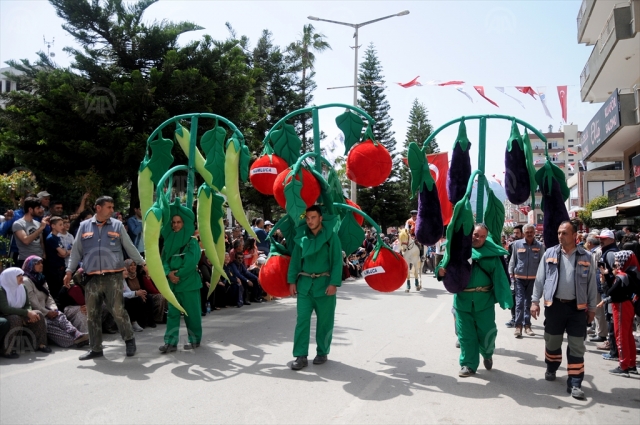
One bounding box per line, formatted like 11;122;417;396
159;344;177;353
609;366;630;377
589;336;607;342
291;356;308;370
505;320;515;328
313;355;328;365
244;301;251;306
103;327;118;334
38;345;52;353
3;350;19;359
125;338;136;357
184;343;200;350
628;366;638;375
79;350;104;361
567;386;585;400
545;371;556;381
147;322;157;328
483;357;493;370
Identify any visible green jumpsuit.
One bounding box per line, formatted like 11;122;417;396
161;201;202;346
288;219;343;357
437;238;512;371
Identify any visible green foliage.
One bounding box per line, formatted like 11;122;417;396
200;127;227;192
0;169;39;206
578;196;619;229
338;212;365;255
283;171;305;221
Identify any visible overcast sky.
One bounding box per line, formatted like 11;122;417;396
0;0;601;178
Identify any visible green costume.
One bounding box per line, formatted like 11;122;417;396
437;238;512;371
161;200;202;346
288;215;343;357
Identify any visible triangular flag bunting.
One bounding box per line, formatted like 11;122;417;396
515;86;538;99
398;76;422;88
473;86;499;107
537;87;553;119
557;85;568;123
495;87;525;108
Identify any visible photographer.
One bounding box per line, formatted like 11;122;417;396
596;230;620;360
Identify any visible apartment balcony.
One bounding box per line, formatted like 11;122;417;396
534;159;565;168
531;146;565;154
577;0;617;45
580;1;640;103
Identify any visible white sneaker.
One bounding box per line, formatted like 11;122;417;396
346;277;355;281
132;322;144;332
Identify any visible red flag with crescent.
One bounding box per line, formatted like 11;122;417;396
557;85;568;122
398;76;422;88
473;86;499;107
427;152;453;225
516;86;538;99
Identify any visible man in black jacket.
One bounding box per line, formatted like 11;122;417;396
597;229;620;360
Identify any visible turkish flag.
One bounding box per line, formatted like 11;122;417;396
473;86;499;107
557;85;568;123
515;86;538;99
427;152;453;225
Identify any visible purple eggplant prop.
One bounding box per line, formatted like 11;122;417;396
447;121;472;204
407;142;443;245
442;222;473;293
536;161;570;248
504;121;531;205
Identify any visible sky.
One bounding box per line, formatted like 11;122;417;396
0;0;602;180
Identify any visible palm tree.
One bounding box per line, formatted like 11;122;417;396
288;24;331;152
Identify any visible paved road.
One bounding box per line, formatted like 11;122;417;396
1;273;639;424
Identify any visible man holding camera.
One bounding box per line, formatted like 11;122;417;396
596;229;620;359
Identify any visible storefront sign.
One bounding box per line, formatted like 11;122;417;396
580;89;621;159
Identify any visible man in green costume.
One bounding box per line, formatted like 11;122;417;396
288;205;343;370
159;200;202;353
437;224;513;377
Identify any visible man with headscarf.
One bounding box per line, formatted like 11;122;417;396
598;250;639;377
437;224;513;378
158;199;202;353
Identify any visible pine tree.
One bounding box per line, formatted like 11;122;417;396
355;44;405;231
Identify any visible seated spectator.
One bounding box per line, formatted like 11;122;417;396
125;259;165;324
222;252;244;307
348;254;361;278
122;268;155;332
254;218;270;257
229;251;263;304
0;267;50;358
342;251;355;281
229;238;243;262
198;252;220;315
244;237;261;272
21;256;88;348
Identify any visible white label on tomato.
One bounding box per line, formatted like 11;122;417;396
363;266;386;276
250;167;277;175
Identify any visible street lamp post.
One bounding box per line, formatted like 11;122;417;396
308;10;410;203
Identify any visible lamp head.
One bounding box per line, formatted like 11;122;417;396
397;10;410;16
308;16;320;21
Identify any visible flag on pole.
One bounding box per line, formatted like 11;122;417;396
495;87;525;108
427;152;453;226
516;86;538;99
557;85;568;122
438;80;465;86
537;87;553;119
456;87;474;103
568;162;575;171
568;148;578;155
473;86;499;107
397;76;422;88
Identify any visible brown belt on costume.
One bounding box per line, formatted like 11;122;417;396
463;285;494;292
298;272;330;279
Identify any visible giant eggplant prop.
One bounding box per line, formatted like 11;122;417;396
439;196;475;293
407;142;443;246
504;121;531;205
535;161;570;248
447;121;472;205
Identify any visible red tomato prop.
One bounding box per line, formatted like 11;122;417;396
346;140;392;187
259;255;291;298
362;247;408;292
273;168;321;209
250;154;289;195
345;199;364;226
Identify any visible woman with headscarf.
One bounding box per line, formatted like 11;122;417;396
598;250;639;377
125;259;167;324
123;259;157;329
159;200;202;353
22;256;89;348
0;267;50;358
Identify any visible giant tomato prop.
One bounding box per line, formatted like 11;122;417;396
362;247;408;292
250;154;289;195
345;198;364;226
259;255;291;297
273;168;321;209
346;140;392;187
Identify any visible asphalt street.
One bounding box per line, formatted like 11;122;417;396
1;272;639;424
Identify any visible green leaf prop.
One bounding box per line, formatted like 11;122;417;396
336;110;365;154
327;168;346;212
239;145;251;182
338;211;365;256
140;136;174;186
200;126;226;191
284;170;306;221
271;123;302;166
268;215;296;256
522;131;538;206
454;120;470;152
308;167;334;215
210;191;225;243
535;161;570;209
483;183;505;246
506;120;524;152
407;142;435;197
440;197;474;270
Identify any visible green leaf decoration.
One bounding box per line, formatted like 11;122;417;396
239;145;251;182
308;167;333;215
270;123;301;166
483;184;505;246
336;111;365;154
454;120;470;152
284;170;306;221
140;136;174;186
338;211;365;256
506;120;524;152
267;215;295;256
226;134;241;153
200;126;227;191
440;196;474;270
535;161;570;208
522;131;538;205
361;126;375;144
327;168;346;212
210;192;226;242
407;142;436;197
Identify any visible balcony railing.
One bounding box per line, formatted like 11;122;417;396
577;0;588;32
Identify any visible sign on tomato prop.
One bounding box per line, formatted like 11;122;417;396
362;246;408;292
259;255;291;298
250;154;289;195
346;139;392;187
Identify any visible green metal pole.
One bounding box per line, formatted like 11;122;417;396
186;116;199;208
476;117;487;223
312;108;322;174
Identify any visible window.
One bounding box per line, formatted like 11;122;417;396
569;173;574;176
568;144;573;148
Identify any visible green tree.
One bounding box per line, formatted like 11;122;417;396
355;44;406;231
577;196;619;229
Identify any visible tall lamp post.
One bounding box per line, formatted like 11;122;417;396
308;10;410;203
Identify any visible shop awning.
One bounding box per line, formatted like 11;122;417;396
591;199;640;219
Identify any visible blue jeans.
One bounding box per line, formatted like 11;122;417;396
515;278;535;326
